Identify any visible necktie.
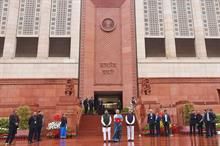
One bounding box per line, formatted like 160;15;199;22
207;113;210;121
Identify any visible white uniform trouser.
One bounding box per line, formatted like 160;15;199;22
102;127;111;141
127;125;134;140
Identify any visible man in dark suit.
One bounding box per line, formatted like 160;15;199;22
98;99;104;115
155;112;161;136
83;98;89;114
203;109;214;137
196;110;203;135
94;97;98;111
147;109;155;136
189;110;197;135
36;111;44;141
162;110;171;136
28;112;38;144
210;109;217;135
5;110;19;145
89;97;94;114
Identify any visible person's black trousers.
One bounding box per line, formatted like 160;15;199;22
37;126;42;141
149;123;155;136
155;123;160;136
190;124;196;134
164;122;170;136
212;122;217;135
84;106;88;114
28;127;37;142
205;122;212;137
5;127;16;144
197;124;203;135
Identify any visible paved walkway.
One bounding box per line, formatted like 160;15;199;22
0;134;220;146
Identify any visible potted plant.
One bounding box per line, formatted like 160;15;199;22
0;118;9;139
16;106;31;138
46;114;61;139
180;102;194;133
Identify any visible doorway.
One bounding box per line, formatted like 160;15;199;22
94;91;122;114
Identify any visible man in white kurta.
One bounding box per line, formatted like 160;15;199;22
125;110;135;141
101;110;112;142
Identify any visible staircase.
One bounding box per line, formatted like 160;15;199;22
78;114;139;137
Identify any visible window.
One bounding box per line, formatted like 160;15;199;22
49;38;70;57
0;37;4;57
206;39;220;57
145;38;165;57
175;39;196;57
15;37;38;57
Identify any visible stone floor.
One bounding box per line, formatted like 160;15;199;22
0;134;220;146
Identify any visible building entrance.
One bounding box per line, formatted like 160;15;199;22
94;91;122;114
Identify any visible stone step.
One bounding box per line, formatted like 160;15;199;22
78;114;139;136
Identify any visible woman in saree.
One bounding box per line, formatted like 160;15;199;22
112;109;123;142
60;114;67;139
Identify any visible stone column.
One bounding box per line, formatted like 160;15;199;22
3;1;19;58
164;0;176;58
70;0;81;60
135;0;146;59
191;0;207;58
37;0;51;58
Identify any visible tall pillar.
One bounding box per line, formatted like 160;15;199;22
3;1;19;58
70;0;81;60
191;0;207;58
37;0;51;58
164;0;176;58
135;0;146;59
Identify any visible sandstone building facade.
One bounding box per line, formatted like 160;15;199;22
1;0;220;130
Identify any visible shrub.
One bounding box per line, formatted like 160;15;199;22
215;114;220;123
121;107;129;113
17;106;31;129
0;118;9;134
0;118;9;129
182;103;194;125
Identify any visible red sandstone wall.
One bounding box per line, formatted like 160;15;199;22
0;79;79;133
139;78;220;106
79;0;138;107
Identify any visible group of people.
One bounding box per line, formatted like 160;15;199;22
147;109;171;136
27;111;44;144
5;110;44;145
189;109;217;137
83;97;104;114
101;109;135;143
5;110;68;145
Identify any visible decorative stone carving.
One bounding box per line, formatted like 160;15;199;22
65;79;74;96
100;18;116;32
141;79;151;95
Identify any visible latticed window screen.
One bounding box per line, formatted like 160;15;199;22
201;0;220;37
171;0;194;37
50;0;72;37
0;0;9;36
17;0;41;36
143;0;164;37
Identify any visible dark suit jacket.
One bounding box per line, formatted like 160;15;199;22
162;114;171;124
189;113;197;125
196;114;203;124
147;113;155;124
37;114;43;127
9;114;19;129
155;116;161;124
28;116;38;129
203;112;214;123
